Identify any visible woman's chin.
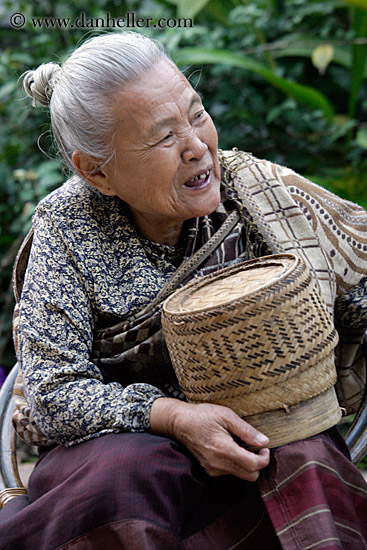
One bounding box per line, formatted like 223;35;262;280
187;190;221;219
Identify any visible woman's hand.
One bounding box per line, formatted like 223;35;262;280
150;398;270;481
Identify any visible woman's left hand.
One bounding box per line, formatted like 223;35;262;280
150;397;270;481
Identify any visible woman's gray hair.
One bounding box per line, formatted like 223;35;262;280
23;32;170;173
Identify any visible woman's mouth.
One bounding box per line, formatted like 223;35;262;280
184;169;211;189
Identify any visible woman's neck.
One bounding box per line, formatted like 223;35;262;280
131;211;183;246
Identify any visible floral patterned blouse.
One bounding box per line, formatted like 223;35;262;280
17;177;188;446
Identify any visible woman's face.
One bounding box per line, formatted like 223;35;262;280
102;59;221;244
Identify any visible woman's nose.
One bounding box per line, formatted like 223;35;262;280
181;131;208;164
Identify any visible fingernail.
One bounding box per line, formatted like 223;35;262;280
256;433;269;445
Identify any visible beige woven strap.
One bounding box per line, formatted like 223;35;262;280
136;209;241;318
0;487;27;509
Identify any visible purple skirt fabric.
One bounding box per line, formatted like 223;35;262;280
0;432;281;550
0;428;366;549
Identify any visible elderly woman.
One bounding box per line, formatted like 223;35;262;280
0;31;366;549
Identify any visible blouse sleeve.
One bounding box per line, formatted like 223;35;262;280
334;278;367;329
18;206;166;447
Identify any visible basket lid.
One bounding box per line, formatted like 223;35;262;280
163;254;296;315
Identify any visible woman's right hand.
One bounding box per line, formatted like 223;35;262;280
150;398;270;481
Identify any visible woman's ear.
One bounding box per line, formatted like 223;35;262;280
72;150;116;196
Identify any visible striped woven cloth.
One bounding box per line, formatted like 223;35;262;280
259;430;367;549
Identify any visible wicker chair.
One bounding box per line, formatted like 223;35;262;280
1;359;367;509
0;364;27;508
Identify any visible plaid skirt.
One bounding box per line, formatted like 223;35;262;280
0;428;365;549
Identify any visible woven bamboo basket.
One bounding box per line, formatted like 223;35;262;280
162;254;341;448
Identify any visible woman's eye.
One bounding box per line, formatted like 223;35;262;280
160;133;173;143
195;110;206;121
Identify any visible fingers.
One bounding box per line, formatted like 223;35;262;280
199;409;271;480
203;447;269;481
223;409;269;448
196;430;270;481
215;410;271;480
156;400;271;481
221;441;270;481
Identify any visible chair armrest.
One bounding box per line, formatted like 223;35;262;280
0;363;26;507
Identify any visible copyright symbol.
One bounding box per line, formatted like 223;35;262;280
10;13;26;29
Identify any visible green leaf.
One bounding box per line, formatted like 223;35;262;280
341;0;367;8
38;172;63;191
273;44;367;78
9;53;33;66
174;48;334;118
0;81;17;102
356;128;367;148
167;0;229;19
177;0;211;18
327;117;357;143
35;160;61;178
274;44;343;65
204;0;235;24
266;98;297;123
349;8;367;118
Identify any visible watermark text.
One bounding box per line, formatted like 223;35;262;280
10;12;193;30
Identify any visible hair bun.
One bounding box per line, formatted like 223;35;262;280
23;63;61;107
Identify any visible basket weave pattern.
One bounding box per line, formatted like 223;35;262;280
162;255;339;418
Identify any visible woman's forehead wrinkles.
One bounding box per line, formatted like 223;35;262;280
114;62;203;143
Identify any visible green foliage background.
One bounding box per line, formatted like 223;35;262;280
0;0;367;369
